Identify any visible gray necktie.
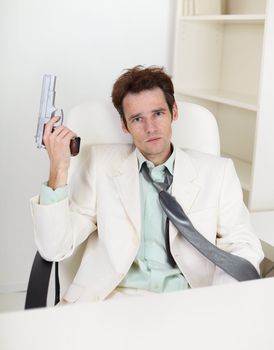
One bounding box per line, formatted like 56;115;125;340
162;168;177;267
141;163;260;281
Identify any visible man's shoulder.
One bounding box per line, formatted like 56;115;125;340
88;143;135;167
178;148;226;162
176;148;236;188
92;143;134;155
177;148;231;172
69;144;135;181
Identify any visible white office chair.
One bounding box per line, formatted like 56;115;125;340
25;100;220;308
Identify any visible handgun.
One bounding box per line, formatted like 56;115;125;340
35;74;81;156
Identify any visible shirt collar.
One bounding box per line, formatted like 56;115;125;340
136;145;175;175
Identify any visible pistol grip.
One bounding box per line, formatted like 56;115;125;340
70;137;81;156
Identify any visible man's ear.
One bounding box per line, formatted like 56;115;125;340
172;101;179;121
120;118;129;133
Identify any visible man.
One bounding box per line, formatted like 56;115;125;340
31;66;264;303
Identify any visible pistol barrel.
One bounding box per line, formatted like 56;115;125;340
35;74;56;148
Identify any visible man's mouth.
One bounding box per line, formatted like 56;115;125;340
146;137;161;143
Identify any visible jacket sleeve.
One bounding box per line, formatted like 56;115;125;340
212;158;264;284
30;147;97;262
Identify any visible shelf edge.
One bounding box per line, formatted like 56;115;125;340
175;88;258;111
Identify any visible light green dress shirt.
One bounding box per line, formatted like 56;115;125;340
119;149;188;292
39;148;189;293
39;183;68;205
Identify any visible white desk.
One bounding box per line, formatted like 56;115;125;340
1;277;274;350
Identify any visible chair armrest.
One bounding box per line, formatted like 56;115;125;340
25;251;59;309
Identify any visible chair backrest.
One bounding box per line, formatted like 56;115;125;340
59;100;220;296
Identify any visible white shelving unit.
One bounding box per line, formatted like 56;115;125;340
250;211;274;261
173;0;274;212
180;14;265;24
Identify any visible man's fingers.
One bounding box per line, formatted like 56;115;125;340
51;125;66;137
47;127;75;147
54;129;76;143
43;116;62;138
52;126;75;138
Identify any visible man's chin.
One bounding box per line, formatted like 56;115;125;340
143;145;163;155
140;145;168;158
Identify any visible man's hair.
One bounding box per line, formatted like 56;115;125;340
111;65;175;126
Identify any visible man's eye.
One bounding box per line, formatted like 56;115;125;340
154;111;163;117
132;117;142;123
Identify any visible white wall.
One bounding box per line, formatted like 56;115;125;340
0;0;175;292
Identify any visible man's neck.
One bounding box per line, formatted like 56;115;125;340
137;144;173;166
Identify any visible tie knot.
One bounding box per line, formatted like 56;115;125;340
141;163;173;192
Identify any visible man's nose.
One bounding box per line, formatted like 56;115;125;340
144;118;156;134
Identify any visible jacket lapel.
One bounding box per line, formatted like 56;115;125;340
112;149;141;236
169;148;201;243
112;147;201;243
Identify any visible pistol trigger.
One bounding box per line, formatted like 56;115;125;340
52;108;64;128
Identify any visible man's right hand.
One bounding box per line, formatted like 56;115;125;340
43;115;76;190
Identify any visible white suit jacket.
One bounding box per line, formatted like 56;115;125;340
30;145;264;303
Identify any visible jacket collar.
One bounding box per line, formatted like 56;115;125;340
169;147;201;243
172;147;200;213
112;147;201;239
112;148;141;236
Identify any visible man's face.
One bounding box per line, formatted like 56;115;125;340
121;87;178;165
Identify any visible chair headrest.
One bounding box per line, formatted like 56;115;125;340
67;100;132;145
67;100;220;156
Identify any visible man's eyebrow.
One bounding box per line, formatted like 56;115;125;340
151;107;166;113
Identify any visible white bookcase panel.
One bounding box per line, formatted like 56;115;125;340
216;105;256;164
174;22;264;106
225;0;266;15
173;0;274;211
228;156;252;192
174;22;223;91
175;88;257;111
181;0;266;16
180;15;265;24
176;94;254;193
220;24;264;97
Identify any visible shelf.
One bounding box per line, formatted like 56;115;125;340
175;88;258;111
174;0;274;211
222;153;251;191
180;14;265;24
